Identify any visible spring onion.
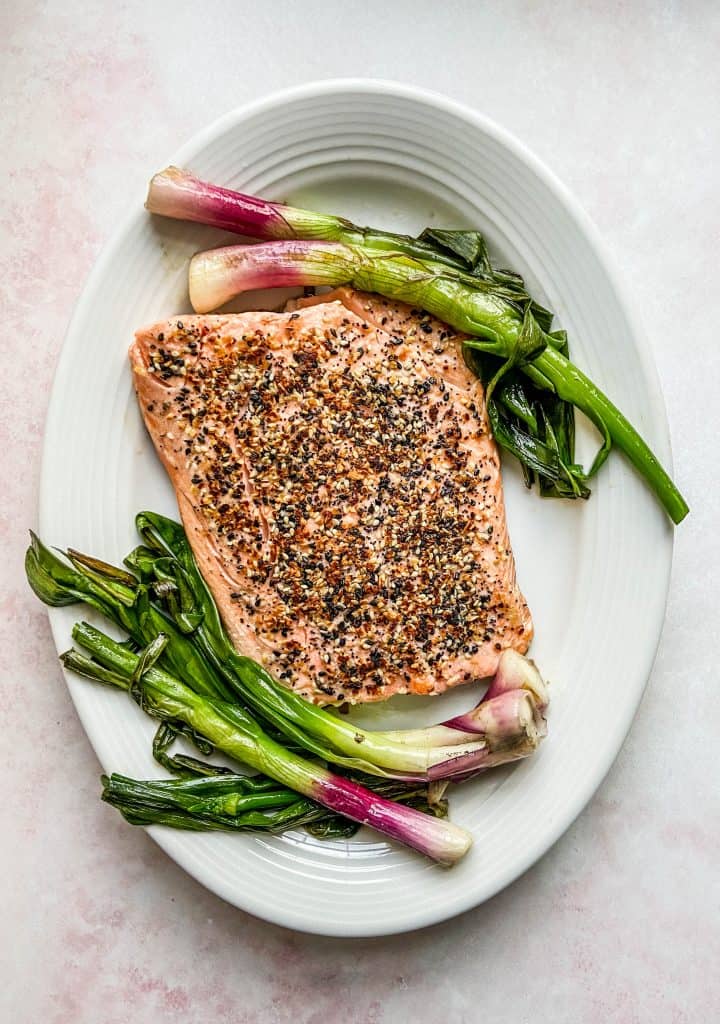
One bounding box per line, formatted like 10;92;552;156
147;166;533;290
26;507;550;860
187;239;687;524
26;516;548;782
65;624;472;864
102;770;445;839
146;167;592;500
144;167;686;522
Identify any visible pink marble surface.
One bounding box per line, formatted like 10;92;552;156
2;2;718;1020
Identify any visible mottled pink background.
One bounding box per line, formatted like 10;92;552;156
1;2;718;1021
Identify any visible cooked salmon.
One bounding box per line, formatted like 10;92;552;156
130;291;532;704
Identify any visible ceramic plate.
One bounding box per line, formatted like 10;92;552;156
40;80;674;936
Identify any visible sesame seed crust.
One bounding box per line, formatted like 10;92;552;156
131;294;532;704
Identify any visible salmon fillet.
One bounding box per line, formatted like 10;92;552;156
130;290;532;704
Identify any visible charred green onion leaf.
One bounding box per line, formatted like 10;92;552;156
25;516;550;862
66;620;472;864
185;238;686;523
144;167;686;522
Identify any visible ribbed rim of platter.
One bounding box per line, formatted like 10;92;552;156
40;79;674;936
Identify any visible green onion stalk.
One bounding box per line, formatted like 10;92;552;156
26;517;548;783
146;167;593;500
147;166;534;298
26;513;550;858
186;239;687;524
64;624;472;864
101;770;443;840
143;167;685;522
112;720;447;841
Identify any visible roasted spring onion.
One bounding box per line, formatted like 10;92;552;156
145;166;687;523
65;624;471;864
25;512;549;862
147;167;586;499
147;165;534;289
27;514;547;782
101;770;445;839
186;239;687;524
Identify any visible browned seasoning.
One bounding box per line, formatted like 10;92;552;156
130;291;532;704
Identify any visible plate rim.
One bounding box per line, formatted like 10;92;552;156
40;78;675;936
